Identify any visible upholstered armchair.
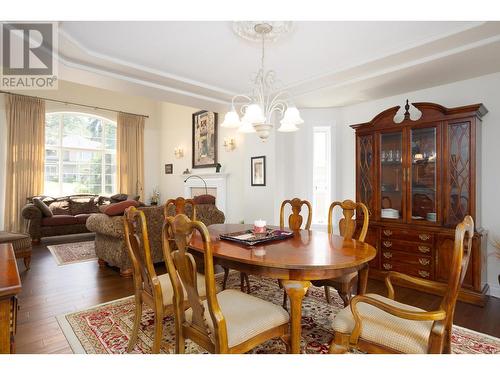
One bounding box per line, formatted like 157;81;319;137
87;202;225;277
330;216;474;354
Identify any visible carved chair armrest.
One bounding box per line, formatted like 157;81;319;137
384;271;448;300
348;294;447;347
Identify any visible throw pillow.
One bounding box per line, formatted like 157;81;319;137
110;194;141;203
69;199;100;215
33;197;53;217
103;200;139;216
48;200;70;215
193;194;216;205
110;193;128;203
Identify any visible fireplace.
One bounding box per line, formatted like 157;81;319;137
183;174;227;214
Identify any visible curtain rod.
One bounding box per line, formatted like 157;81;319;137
0;90;150;119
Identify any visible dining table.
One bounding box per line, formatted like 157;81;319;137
188;223;377;354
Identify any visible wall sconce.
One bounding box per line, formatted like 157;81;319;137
223;138;236;151
174;147;184;159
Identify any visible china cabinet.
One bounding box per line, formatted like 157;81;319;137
352;101;488;305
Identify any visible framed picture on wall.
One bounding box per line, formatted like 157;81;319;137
164;163;173;174
251;156;266;186
192;110;218;168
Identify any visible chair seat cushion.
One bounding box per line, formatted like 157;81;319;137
186;289;290;348
332;293;433;353
158;272;206;306
41;215;79;226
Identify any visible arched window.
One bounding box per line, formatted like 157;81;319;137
44;112;117;196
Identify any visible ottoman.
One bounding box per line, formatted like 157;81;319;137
0;231;32;270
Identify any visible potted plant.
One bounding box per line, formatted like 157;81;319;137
150;189;160;206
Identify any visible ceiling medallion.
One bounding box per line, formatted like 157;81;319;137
232;21;293;43
222;22;302;141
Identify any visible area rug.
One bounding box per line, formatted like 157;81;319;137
57;272;500;354
48;241;97;266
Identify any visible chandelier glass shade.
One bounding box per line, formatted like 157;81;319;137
221;22;303;141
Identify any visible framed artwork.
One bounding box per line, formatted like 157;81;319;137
192;110;218;168
251;156;266;186
164;163;173;174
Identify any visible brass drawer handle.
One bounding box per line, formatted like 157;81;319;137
383;241;392;248
383;263;393;270
383;230;393;236
418;270;430;278
383;252;392;259
418;245;430;253
419;234;431;241
419;258;430;266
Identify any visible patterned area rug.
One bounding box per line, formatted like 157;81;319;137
57;272;500;354
48;241;97;266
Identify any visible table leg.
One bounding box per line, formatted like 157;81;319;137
357;264;369;295
282;280;311;354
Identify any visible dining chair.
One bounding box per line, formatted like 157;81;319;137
279;198;313;308
279;198;312;231
162;214;290;354
312;200;369;306
165;197;246;293
330;215;474;354
164;197;196;220
123;206;206;353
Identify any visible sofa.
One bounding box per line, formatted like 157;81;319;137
21;195;108;243
86;202;225;277
21;194;139;243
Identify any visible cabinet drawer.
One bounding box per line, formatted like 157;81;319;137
380;260;433;280
381;228;434;243
380;250;432;269
380;239;433;255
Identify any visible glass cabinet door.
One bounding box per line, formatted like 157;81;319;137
409;126;438;223
380;132;404;220
358;135;375;215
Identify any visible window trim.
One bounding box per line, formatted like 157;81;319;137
44;111;117;196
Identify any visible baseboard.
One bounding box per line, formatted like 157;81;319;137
488;284;500;299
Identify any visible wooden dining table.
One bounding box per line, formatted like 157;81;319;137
188;223;377;354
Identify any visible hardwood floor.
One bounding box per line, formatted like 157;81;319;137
13;234;500;354
15;234;134;354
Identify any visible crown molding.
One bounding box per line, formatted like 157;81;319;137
57;22;500;109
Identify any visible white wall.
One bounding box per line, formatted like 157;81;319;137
159;102;246;223
278;108;340;229
334;72;500;298
0;80;163;230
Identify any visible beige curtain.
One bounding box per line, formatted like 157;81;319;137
4;94;45;232
117;112;145;199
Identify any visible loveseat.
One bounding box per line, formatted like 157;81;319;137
21;194;141;243
21;195;109;243
86;202;225;277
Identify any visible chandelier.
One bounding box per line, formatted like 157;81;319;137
221;22;303;141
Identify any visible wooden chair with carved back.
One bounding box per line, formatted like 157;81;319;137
311;200;369;306
279;198;312;307
123;206;206;353
330;215;474;354
279;198;313;231
162;214;290;353
164;197;197;220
